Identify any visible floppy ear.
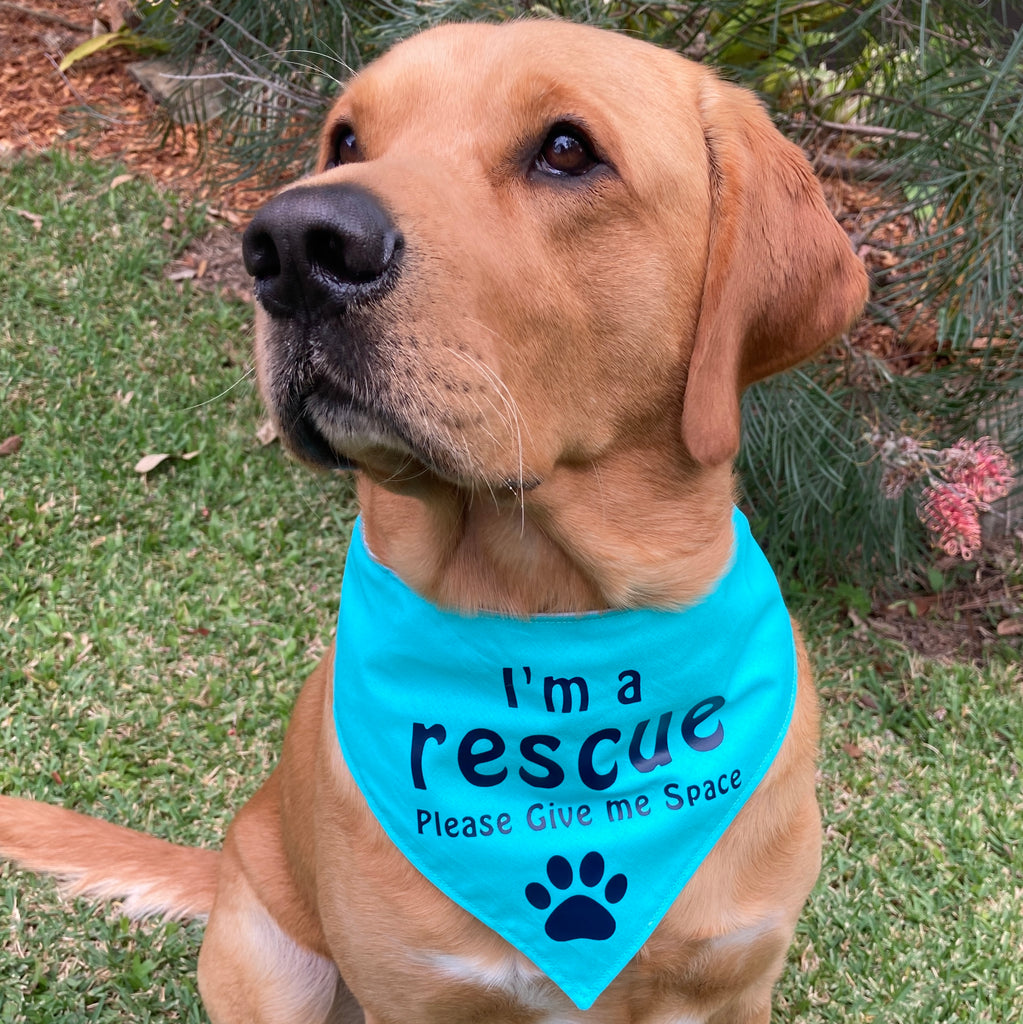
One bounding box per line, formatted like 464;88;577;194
681;75;869;466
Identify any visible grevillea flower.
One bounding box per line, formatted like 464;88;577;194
875;432;1015;560
918;483;983;559
870;431;930;499
940;436;1014;505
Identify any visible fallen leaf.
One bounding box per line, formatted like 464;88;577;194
842;742;863;759
134;452;170;474
208;207;244;227
887;596;936;617
15;209;42;231
109;173;135;190
183;450;200;460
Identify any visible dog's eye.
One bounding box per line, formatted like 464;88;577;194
326;125;361;169
534;123;600;178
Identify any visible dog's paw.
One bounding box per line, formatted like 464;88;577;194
524;851;627;942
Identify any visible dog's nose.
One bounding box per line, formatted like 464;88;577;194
242;184;403;317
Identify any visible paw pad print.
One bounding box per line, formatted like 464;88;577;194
525;851;627;942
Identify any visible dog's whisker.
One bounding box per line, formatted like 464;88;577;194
274;49;356;85
590;462;610;527
181;367;257;412
447;349;520;431
448;344;529;500
456;328;532;501
378;458;419;488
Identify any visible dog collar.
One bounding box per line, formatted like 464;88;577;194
332;508;796;1010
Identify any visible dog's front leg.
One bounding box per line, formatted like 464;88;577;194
197;825;362;1024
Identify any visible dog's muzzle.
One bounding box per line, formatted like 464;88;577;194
242;184;404;319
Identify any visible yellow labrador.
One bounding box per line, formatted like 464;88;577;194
0;20;867;1024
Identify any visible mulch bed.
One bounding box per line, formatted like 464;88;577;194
0;0;264;212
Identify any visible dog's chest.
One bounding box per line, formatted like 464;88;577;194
418;950;643;1022
420;949;568;1017
411;914;786;1023
416;948;703;1023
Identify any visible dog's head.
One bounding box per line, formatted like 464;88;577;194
244;20;867;494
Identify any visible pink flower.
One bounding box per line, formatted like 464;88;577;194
919;483;983;559
876;431;1015;560
941;437;1014;505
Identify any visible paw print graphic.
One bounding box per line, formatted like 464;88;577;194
525;851;627;942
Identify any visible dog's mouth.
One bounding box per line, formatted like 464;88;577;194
278;384;420;475
275;382;542;497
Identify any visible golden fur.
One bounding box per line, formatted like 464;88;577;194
0;20;867;1023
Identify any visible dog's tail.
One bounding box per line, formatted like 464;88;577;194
0;795;219;919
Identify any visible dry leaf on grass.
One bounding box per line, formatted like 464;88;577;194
134;452;171;474
134;450;201;474
1;434;23;456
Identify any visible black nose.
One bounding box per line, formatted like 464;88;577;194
242;184;403;318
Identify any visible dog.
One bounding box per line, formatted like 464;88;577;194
0;19;867;1023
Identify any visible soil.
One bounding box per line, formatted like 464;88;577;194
1;0;259;299
2;1;1020;660
1;0;265;208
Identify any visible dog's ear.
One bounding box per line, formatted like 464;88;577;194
681;76;868;466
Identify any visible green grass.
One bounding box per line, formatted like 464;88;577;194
1;153;356;1022
782;620;1021;1022
1;154;1020;1022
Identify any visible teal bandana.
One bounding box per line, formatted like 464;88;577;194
332;508;796;1010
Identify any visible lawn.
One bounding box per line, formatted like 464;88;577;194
1;154;1020;1022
